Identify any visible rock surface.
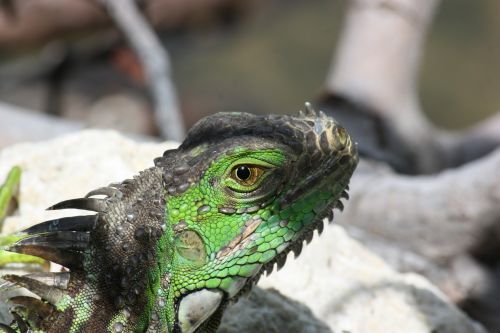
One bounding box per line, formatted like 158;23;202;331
220;287;331;333
0;130;487;333
258;225;487;333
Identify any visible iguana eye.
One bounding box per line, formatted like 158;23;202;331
231;165;264;186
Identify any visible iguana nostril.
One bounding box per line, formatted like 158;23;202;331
337;126;348;147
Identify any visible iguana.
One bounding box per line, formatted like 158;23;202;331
0;103;358;333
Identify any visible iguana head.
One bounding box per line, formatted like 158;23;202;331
154;104;358;332
1;104;357;333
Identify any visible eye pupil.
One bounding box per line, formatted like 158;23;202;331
236;166;251;181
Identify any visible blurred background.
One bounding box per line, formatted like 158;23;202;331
0;0;500;331
0;0;498;148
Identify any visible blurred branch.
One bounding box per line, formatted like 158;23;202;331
324;0;500;172
342;152;500;263
338;151;500;329
325;0;441;172
468;111;500;143
101;0;185;141
0;0;16;19
445;111;500;167
324;0;500;273
0;0;255;50
322;0;500;329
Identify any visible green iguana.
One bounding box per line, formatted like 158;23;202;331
0;103;358;333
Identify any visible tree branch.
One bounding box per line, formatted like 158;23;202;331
323;1;500;329
326;0;441;172
325;0;500;261
325;0;500;173
101;0;185;141
340;150;500;262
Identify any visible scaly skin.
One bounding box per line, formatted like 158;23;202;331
0;104;358;333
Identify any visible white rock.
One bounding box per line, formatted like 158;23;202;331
0;130;176;233
0;130;486;333
258;225;487;333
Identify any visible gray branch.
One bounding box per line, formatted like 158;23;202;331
326;0;500;171
101;0;185;141
326;0;500;260
326;0;441;172
326;1;500;328
341;152;500;263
